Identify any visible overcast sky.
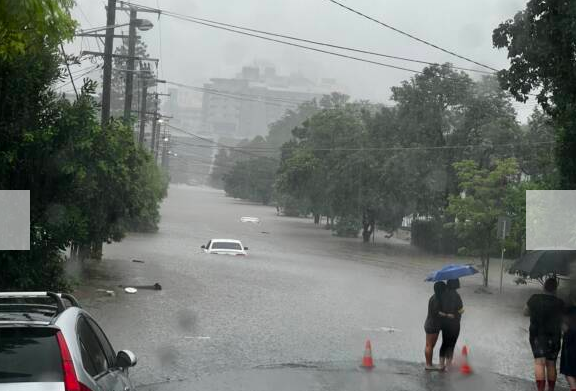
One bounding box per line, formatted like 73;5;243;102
64;0;537;121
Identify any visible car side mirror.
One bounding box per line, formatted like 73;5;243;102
201;245;206;249
116;350;137;369
244;247;248;250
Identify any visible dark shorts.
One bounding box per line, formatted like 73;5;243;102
424;318;440;334
530;333;561;360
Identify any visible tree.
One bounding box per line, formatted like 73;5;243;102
493;1;576;188
391;64;475;218
0;2;77;289
504;179;548;258
0;2;168;289
276;96;408;240
267;100;319;148
0;0;76;59
110;36;151;119
387;67;523;253
446;158;519;287
518;108;557;183
223;157;278;204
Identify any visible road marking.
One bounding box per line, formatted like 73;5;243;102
184;336;211;340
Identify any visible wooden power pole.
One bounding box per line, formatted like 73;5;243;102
123;8;138;123
101;0;116;127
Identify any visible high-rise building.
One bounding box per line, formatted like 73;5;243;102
202;66;343;139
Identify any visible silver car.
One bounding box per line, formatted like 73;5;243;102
0;292;137;391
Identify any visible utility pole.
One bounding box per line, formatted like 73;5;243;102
150;95;159;150
123;8;138;123
155;120;163;161
161;129;170;170
138;76;149;145
101;0;116;126
150;92;170;152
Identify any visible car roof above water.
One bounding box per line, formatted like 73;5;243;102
211;239;242;243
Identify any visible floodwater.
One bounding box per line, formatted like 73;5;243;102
71;185;557;390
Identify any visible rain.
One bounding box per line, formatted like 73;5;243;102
2;1;576;390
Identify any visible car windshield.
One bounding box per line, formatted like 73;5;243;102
0;328;63;383
2;0;575;390
212;242;242;250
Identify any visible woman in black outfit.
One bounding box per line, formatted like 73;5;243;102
561;305;576;391
424;281;446;370
439;278;464;369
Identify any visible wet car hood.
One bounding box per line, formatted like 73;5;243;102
136;359;536;391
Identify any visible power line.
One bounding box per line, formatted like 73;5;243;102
162;140;556;153
165;123;264;158
120;2;423;74
55;64;102;90
167;139;280;177
76;2;104;50
60;43;79;98
324;0;498;72
166;81;311;106
156;0;164;79
122;2;491;75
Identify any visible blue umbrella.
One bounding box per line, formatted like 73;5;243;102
425;264;479;282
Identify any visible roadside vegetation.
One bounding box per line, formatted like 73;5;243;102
0;1;168;291
218;68;555;257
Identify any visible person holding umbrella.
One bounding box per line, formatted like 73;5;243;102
524;277;565;391
439;278;464;369
425;265;476;370
424;281;446;370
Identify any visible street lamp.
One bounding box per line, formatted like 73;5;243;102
135;19;154;31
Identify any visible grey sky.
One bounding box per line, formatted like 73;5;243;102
65;0;537;121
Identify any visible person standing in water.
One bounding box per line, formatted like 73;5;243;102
424;281;446;370
439;278;464;369
561;305;576;391
525;277;564;391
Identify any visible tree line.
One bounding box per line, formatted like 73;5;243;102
219;67;556;286
217;0;576;286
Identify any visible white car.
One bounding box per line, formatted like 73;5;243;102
201;239;248;256
240;216;260;223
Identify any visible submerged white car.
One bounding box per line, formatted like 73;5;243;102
201;239;248;256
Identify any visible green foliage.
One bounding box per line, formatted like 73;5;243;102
411;220;458;254
110;36;152;119
209;100;320;188
0;236;71;291
493;1;576;188
0;0;77;59
503;180;549;258
0;6;168;289
518;109;558;183
223;157;278;205
124;156;169;232
267;100;320;148
446;158;520;286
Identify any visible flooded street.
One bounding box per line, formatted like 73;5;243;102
73;185;545;389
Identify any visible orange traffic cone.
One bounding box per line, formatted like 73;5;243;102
460;345;472;375
361;340;375;369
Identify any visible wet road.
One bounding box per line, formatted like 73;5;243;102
73;185;559;390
